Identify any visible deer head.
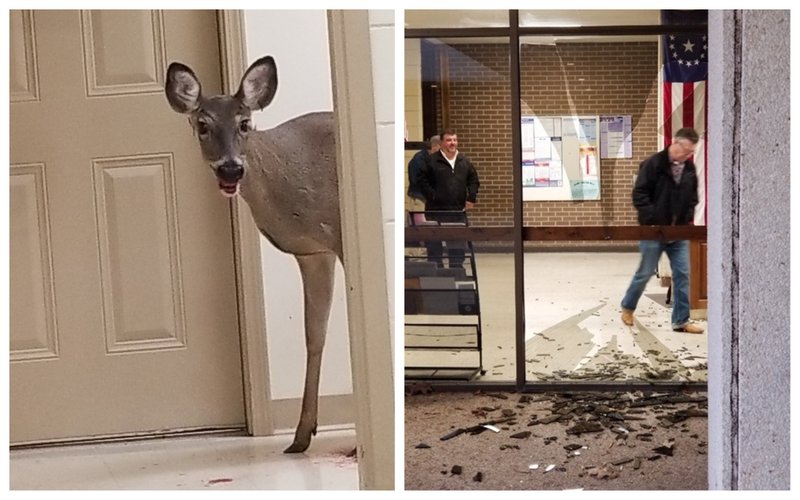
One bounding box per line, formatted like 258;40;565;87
165;56;278;197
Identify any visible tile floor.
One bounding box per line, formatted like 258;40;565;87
405;251;707;382
10;428;358;490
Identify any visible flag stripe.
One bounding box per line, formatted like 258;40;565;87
662;81;708;225
660;13;710;223
663;82;673;146
682;82;694;131
670;83;686;144
693;82;707;225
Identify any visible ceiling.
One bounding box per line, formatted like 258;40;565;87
405;10;661;29
405;10;662;44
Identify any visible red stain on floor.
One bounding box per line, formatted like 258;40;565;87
207;478;234;485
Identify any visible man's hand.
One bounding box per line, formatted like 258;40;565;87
465;201;475;210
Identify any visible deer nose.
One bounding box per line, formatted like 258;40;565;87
217;162;244;182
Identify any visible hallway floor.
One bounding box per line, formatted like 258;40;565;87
10;428;358;490
406;251;707;383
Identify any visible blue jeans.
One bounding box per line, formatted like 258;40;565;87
621;240;691;329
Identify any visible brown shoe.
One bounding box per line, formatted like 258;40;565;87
621;308;634;326
673;323;704;334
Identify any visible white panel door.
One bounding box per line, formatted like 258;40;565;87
9;10;245;444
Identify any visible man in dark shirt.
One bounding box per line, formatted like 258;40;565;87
406;135;440;212
417;129;480;268
621;127;704;334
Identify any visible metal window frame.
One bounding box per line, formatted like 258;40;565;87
404;10;708;392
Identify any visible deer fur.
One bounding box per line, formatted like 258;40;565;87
165;56;341;453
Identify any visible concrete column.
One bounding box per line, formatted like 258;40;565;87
707;9;790;490
328;10;395;490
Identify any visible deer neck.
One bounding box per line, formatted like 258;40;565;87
234;114;342;258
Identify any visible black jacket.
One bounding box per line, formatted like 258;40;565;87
418;151;480;211
407;148;428;200
633;148;698;226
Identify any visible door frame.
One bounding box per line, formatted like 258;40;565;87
217;10;274;437
220;10;395;488
327;10;394;489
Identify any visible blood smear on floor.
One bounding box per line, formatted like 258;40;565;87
207;478;234;485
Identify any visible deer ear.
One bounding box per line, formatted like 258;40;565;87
165;62;202;114
236;56;278;111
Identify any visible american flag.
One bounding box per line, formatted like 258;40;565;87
662;11;708;225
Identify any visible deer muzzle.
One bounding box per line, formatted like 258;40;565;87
215;161;244;198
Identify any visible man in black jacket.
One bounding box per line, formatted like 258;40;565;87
417;129;480;268
407;135;441;212
621;127;704;334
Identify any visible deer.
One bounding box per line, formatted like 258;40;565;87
165;56;341;453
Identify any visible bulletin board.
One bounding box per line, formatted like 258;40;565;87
599;115;633;159
521;115;601;201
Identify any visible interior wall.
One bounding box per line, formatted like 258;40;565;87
240;8;394;413
519;42;659;229
242;10;352;401
367;10;396;353
437;41;659;239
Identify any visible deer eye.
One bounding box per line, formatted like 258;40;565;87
239;119;251;133
196;120;209;136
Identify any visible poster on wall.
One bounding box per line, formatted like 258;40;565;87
522;115;600;201
600;115;633;159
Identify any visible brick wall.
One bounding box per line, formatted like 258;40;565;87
442;41;659;244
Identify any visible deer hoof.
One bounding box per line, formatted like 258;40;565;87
283;441;309;454
283;438;311;454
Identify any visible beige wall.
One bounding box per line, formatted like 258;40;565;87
242;8;394;421
244;10;353;403
367;10;395;350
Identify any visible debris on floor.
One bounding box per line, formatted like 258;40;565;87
406;390;708;490
310;450;359;469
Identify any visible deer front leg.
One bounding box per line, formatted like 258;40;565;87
284;252;337;453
